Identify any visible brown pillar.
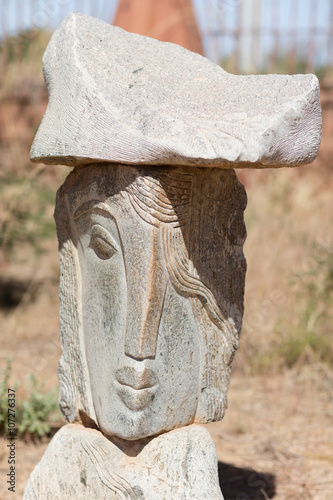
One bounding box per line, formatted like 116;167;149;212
113;0;204;55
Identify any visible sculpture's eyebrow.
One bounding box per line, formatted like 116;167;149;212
73;200;113;220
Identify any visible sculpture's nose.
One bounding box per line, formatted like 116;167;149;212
124;229;167;360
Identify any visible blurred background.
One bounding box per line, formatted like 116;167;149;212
1;1;333;499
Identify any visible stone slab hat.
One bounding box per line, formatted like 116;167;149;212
30;12;321;168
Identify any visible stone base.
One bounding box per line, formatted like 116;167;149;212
24;423;223;499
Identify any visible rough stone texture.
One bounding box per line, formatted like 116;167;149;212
25;11;322;498
24;424;223;499
53;164;246;439
30;13;321;169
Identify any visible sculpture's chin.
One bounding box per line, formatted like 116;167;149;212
98;417;158;441
79;409;152;441
92;404;194;442
102;427;155;442
100;423;185;442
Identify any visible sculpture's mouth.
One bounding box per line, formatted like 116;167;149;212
116;385;157;411
115;367;158;411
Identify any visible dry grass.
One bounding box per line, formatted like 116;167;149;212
0;30;51;99
236;165;333;375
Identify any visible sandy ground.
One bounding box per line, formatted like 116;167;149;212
210;369;333;499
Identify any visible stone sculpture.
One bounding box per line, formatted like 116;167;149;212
24;12;321;499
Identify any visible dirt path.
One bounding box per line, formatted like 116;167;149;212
1;369;332;500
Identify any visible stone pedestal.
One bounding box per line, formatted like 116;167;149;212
24;424;222;499
24;13;321;499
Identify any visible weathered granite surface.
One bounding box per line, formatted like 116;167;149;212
30;13;321;168
24;424;223;499
54;164;246;438
24;12;322;499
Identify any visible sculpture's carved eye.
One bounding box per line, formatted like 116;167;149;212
89;224;118;260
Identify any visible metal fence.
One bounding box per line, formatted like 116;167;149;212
1;0;333;79
0;0;118;38
198;0;333;79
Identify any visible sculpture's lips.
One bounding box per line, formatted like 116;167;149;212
115;367;158;411
115;367;158;390
116;385;156;412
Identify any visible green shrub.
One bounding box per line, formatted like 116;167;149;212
16;374;60;439
0;360;61;440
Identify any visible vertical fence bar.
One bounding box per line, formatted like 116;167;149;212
325;0;333;81
30;0;34;30
217;0;225;66
306;0;317;73
1;1;6;40
251;0;262;73
269;0;279;73
206;0;211;60
287;0;298;74
240;0;253;73
213;0;219;64
233;0;242;74
0;2;6;88
17;0;22;34
12;0;18;37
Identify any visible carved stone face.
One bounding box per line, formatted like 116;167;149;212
73;193;200;439
55;164;247;440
